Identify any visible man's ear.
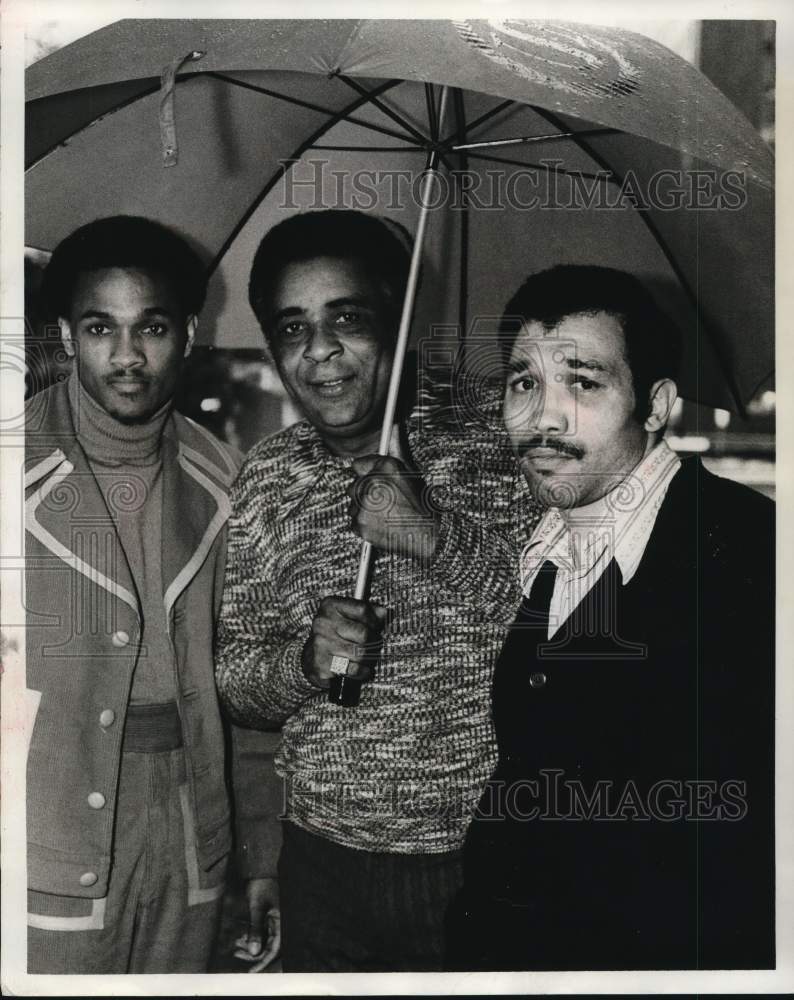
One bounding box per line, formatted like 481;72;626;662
644;378;678;435
58;318;75;358
184;315;197;358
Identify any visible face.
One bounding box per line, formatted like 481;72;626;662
60;267;195;424
504;311;652;509
265;256;395;456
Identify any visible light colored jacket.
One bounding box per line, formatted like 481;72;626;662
24;379;240;897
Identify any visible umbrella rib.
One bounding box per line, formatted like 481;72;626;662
27;80;163;169
452;88;469;351
462;99;516;136
531;106;748;415
206;87;419;277
206;72;417;145
334;74;431;146
425;83;439;141
308;144;426;153
26;73;415;170
451;127;621;152
463;150;619;185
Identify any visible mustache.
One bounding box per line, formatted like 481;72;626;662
105;372;150;383
515;436;585;461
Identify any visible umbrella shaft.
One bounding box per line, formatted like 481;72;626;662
329;88;449;694
352;541;374;600
376;87;449;456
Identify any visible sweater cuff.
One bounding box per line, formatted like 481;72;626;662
268;638;320;714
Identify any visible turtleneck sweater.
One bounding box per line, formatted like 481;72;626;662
68;375;176;705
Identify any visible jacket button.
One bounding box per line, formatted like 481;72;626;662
529;671;547;689
79;872;98;887
111;630;130;647
87;792;106;810
99;709;116;728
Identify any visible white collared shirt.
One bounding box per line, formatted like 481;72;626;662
520;441;681;638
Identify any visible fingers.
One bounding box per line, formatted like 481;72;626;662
248;890;267;940
303;597;389;687
318;595;388;631
347;458;406;506
233;935;262;960
314;597;385;665
247;923;281;972
234;910;282;972
350;454;403;478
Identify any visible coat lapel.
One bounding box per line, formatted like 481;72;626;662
160;428;231;618
25;430;139;616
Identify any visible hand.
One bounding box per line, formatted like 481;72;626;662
348;455;440;564
301;596;388;689
233;877;281;972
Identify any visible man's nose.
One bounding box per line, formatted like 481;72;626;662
111;329;146;368
532;385;570;436
303;324;342;364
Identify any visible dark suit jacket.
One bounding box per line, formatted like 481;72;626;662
448;458;774;970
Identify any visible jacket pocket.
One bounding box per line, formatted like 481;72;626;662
27;889;107;931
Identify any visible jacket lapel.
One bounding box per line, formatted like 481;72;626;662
25;432;139;616
160;428;231;618
631;457;702;589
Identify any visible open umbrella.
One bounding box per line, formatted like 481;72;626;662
26;18;773;417
26;18;775;699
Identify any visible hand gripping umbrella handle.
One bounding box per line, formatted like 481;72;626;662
328;86;450;707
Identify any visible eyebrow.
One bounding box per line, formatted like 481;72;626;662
272;295;377;322
567;358;611;374
506;356;537;376
506;355;613;376
77;307;175;321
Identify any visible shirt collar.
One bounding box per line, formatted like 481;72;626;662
521;440;681;591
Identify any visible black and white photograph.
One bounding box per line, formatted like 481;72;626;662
1;2;790;995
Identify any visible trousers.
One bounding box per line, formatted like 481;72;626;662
278;820;463;972
28;745;227;974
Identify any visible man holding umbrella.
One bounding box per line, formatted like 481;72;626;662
446;265;775;970
215;209;536;972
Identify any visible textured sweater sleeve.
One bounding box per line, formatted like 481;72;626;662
411;369;539;623
215;447;318;728
431;507;522;623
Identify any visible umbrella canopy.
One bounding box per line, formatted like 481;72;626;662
26;18;774;412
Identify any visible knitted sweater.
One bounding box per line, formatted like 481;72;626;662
67;376;175;704
216;382;540;854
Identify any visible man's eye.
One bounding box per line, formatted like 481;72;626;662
86;323;111;336
141;323;168;337
278;321;306;339
509;375;537;393
334;311;361;327
573;377;600;391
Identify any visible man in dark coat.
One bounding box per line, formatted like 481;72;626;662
446;265;774;971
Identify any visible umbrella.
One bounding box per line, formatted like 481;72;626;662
26;17;774;699
26;18;774;417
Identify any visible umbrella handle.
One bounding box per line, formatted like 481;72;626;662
328;86;450;706
327;541;375;706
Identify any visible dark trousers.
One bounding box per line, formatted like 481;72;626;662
278;821;462;972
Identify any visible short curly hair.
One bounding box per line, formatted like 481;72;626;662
42;215;208;319
248;210;412;340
